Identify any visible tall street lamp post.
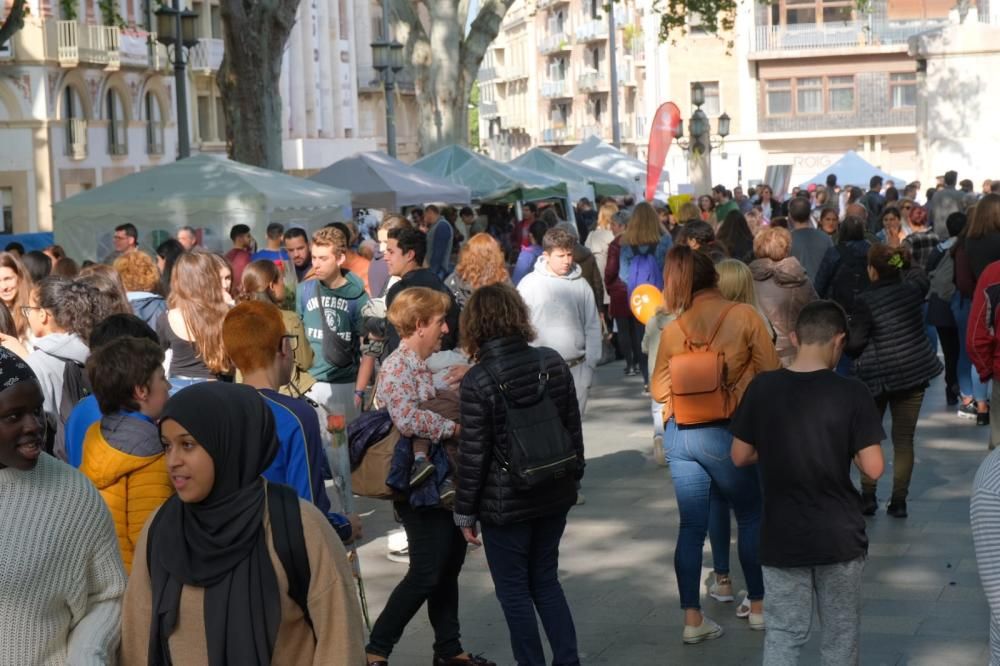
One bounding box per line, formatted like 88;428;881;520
673;82;731;194
371;39;404;158
155;1;199;159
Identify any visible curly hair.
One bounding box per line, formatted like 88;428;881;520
113;250;160;293
387;287;451;339
460;283;536;360
753;226;792;262
454;233;509;289
78;264;133;322
35;276;101;340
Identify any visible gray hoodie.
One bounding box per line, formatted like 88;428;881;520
25;333;90;418
516;255;602;369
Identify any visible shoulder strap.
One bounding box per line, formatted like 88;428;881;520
675;302;737;349
267;482;316;641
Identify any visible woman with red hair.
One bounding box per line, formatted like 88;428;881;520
444;233;511;308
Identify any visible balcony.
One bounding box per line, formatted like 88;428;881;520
541;127;570;144
577;69;608;92
118;30;166;70
47;21;120;69
478;65;499;81
66;118;87;160
537;0;569;9
750;18;948;56
575;123;606;141
188;37;224;73
541;79;572;98
575;19;608;42
617;58;636;86
539;32;571;54
479;100;499;118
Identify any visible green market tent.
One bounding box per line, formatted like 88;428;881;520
310;151;471;209
511;147;633;199
412;144;568;204
53;154;351;262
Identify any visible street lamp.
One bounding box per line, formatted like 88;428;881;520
155;2;199;159
673;83;731;192
372;38;405;157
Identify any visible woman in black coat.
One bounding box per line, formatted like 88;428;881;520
847;244;942;519
455;283;584;666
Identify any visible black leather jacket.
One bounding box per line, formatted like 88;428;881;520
454;336;585;526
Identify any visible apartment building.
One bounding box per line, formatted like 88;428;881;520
478;0;644;161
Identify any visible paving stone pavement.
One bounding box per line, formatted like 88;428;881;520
352;361;991;665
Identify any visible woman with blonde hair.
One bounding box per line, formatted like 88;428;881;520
717;259;777;344
0;251;33;341
158;250;232;387
585;202;618;310
678;201;701;226
239;258;314;395
444;232;510;308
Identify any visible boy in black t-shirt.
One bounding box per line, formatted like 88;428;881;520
730;301;885;665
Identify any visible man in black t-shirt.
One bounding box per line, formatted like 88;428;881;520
730;301;885;665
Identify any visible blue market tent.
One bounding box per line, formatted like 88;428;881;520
0;232;54;252
799;150;906;189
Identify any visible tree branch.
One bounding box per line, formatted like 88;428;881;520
459;0;514;83
0;0;27;50
390;0;431;68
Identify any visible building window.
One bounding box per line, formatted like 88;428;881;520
107;90;128;156
695;81;721;116
62;86;87;157
210;4;222;38
0;188;12;235
197;94;212;141
590;47;600;70
765;79;792;115
589;0;600;19
145;92;164;155
828;75;855;112
593;97;603;122
772;0;853;26
215;97;227;143
796;77;823;114
890;72;917;108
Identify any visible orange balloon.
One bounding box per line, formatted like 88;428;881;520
630;284;665;325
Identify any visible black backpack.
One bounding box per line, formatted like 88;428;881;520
50;356;91;461
828;245;871;314
482;350;579;489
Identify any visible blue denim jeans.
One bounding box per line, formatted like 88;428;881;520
952;293;990;401
664;419;764;609
481;511;579;666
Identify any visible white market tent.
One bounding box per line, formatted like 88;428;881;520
53;154;352;261
799;150;907;189
412;144;569;204
510;147;634;205
309;151;472;209
564;136;664;200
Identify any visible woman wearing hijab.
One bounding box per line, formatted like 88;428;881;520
121;382;366;665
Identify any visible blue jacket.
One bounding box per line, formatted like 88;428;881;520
512;245;543;285
258;389;330;514
618;234;673;289
65;394;102;467
427;219;454;280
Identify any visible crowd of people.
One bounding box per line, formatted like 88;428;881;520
2;166;1000;665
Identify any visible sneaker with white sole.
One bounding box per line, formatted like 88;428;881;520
749;611;765;631
736;592;751;618
705;573;734;602
682;616;724;644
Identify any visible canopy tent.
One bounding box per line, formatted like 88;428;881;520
412;144;569;204
309;151;472;209
564;136;663;199
53;154;351;262
799;150;906;189
510;147;634;201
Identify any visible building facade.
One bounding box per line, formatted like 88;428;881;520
478;0;645;161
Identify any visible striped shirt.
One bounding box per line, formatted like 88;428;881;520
972;448;1000;665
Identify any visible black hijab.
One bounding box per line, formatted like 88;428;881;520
147;382;281;665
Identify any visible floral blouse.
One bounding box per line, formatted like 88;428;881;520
376;342;457;441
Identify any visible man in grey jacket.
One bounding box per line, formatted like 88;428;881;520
517;227;602;415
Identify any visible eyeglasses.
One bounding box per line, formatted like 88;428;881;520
281;334;299;352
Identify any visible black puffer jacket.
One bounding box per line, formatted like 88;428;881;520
454;336;584;526
846;270;943;396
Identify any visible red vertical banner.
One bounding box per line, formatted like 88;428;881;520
645;102;681;201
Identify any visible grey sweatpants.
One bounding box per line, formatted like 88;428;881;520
762;556;865;666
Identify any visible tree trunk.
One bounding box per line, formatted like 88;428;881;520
392;0;515;157
0;0;27;51
217;0;299;171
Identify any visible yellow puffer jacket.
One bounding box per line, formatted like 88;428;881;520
79;421;174;572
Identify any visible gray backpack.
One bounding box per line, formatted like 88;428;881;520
928;244;956;302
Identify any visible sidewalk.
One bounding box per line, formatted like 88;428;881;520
354;362;991;665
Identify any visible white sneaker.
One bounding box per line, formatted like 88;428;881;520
386;529;409;563
682;616;724;644
749;611;765;631
736;592;751;618
705;573;734;602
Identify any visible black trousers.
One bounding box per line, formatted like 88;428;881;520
936;325;959;393
615;315;648;383
367;504;468;659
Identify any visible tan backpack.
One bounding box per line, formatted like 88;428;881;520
670;303;739;425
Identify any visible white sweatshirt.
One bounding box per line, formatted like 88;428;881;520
0;453;126;665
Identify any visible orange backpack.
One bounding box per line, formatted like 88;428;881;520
670;303;739;425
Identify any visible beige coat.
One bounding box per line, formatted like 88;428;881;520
121;498;367;666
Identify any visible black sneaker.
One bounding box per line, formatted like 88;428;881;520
978;411;991;426
861;493;878;516
887;500;908;518
439;479;456;506
409;458;435;488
